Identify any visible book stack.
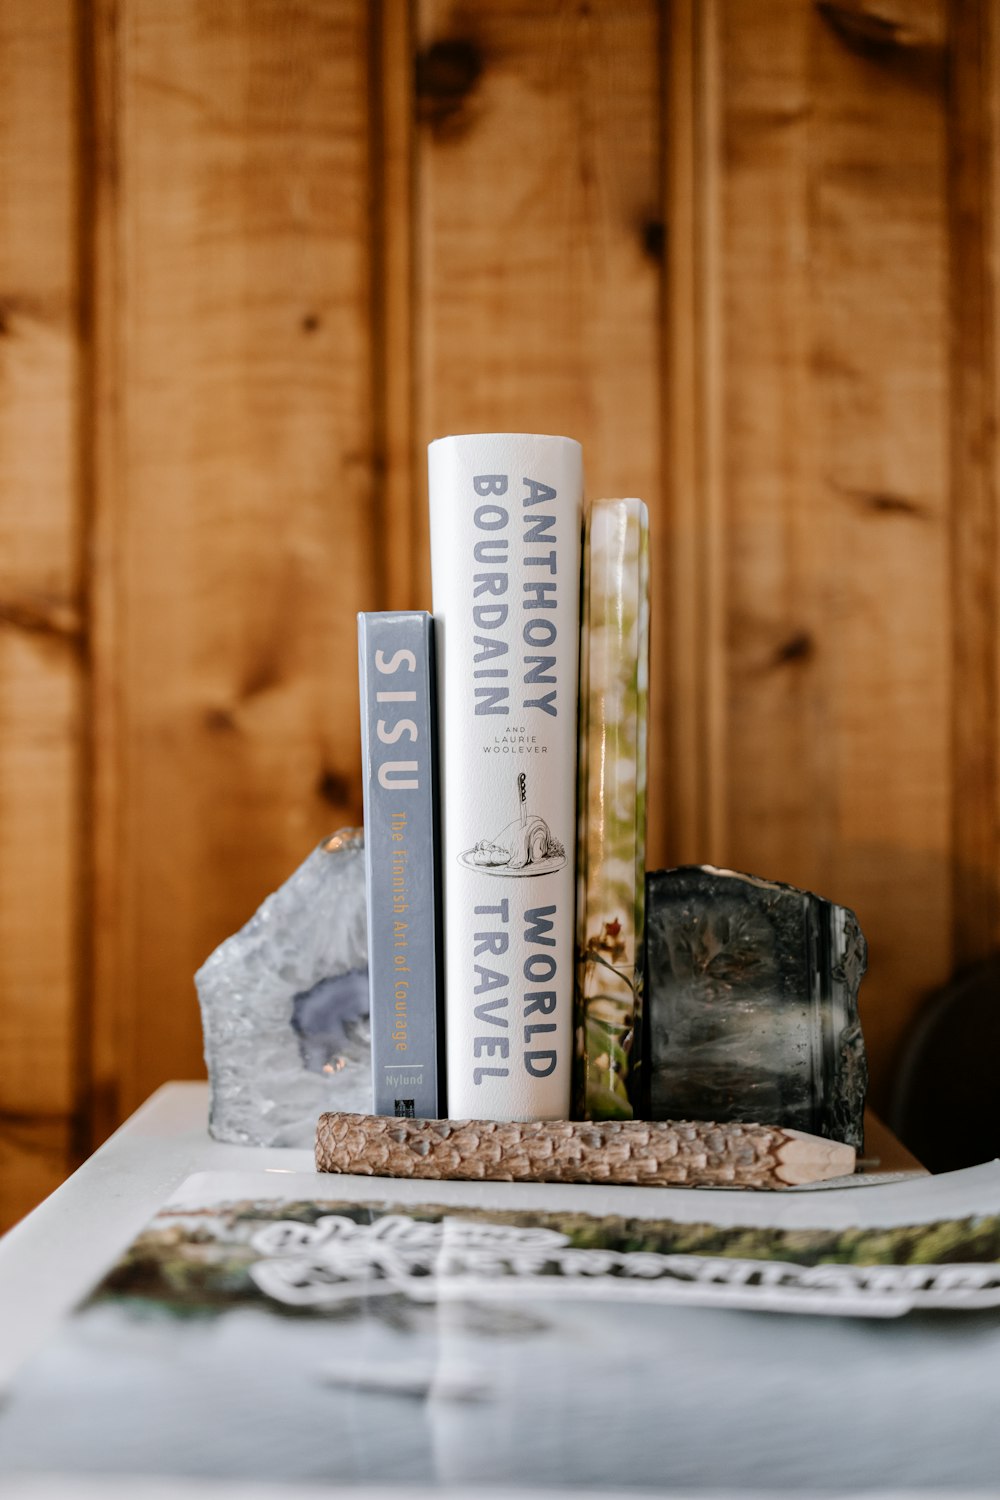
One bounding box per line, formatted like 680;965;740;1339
359;433;649;1123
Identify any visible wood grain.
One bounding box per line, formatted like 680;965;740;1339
85;0;126;1151
374;0;420;612
0;0;83;1225
89;0;379;1119
702;0;953;1108
662;0;727;864
948;0;1000;967
414;0;664;851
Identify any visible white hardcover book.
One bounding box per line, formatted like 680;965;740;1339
429;433;583;1119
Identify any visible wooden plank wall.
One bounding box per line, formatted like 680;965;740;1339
88;0;378;1146
0;2;85;1222
0;0;994;1226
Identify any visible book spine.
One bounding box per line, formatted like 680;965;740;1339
429;433;583;1119
574;499;650;1120
358;611;443;1117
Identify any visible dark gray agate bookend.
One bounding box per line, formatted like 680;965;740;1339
644;866;868;1149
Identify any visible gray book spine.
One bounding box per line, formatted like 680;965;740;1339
358;611;443;1117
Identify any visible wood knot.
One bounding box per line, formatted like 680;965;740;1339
416;38;484;138
203;706;238;734
0;594;84;646
317;768;350;807
773;630;815;667
641;219;665;262
815;1;945;85
866;490;923;517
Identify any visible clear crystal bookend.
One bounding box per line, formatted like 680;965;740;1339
196;830;371;1147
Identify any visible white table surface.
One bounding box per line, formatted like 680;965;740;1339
3;1084;1000;1496
0;1083;920;1390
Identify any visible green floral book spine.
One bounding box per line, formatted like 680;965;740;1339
574;499;650;1119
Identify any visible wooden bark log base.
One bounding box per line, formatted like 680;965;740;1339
315;1114;856;1190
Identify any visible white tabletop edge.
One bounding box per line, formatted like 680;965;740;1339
0;1082;313;1390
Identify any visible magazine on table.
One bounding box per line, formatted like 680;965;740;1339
2;1163;1000;1486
